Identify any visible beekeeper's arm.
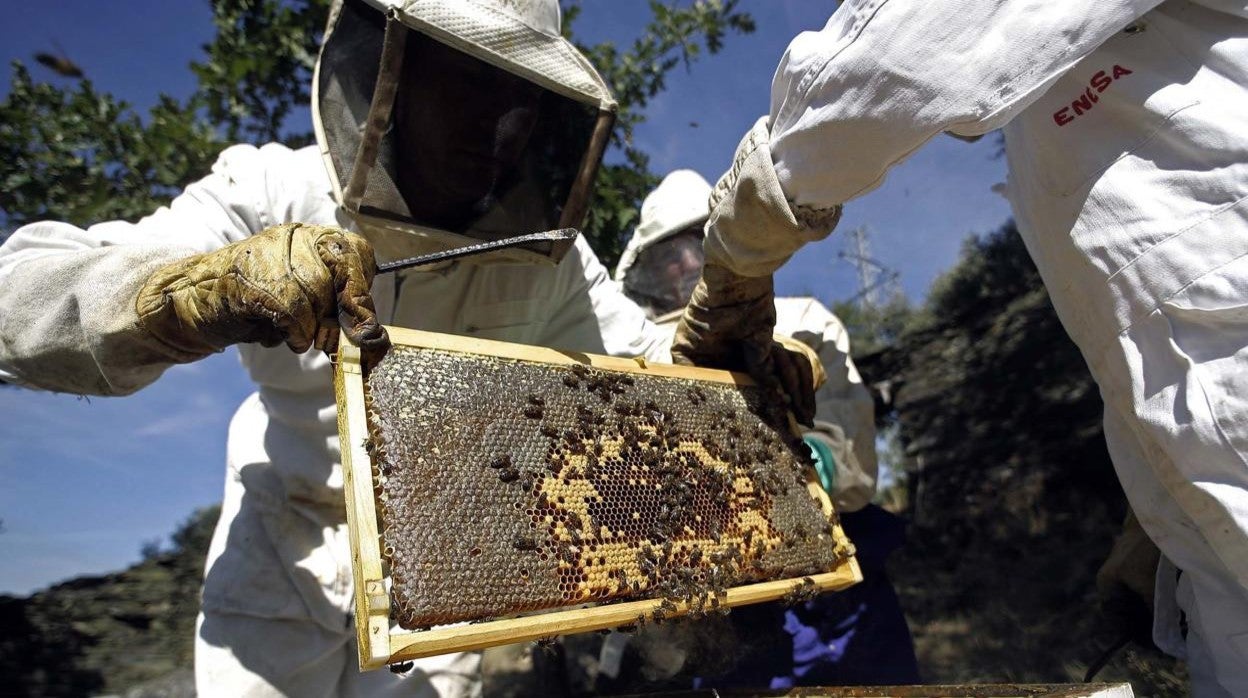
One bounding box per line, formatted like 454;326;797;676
0;144;383;397
674;0;1163;395
783;301;879;512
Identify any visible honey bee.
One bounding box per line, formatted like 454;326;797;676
34;44;84;79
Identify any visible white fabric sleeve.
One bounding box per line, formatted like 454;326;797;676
779;299;879;511
541;236;671;362
0;144;282;395
769;0;1165;210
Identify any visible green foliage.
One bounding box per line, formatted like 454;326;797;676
0;62;221;232
564;0;755;268
191;0;330;145
831;293;915;359
877;222;1118;546
850;223;1185;690
0;505;220;695
2;0;751;271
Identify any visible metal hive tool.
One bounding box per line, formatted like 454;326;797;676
335;327;861;669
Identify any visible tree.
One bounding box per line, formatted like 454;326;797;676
870;222;1120;545
831;294;914;361
848;223;1188;686
0;63;220;234
190;0;329;146
1;0;755;273
563;0;755;267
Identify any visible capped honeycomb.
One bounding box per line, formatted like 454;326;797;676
363;346;852;629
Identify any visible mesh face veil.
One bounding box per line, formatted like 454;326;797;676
622;228;706;319
313;0;616;266
616;169;714;317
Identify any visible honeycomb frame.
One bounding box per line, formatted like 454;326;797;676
334;326;861;670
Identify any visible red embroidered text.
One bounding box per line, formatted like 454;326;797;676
1052;64;1133;127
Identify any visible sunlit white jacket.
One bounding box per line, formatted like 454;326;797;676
703;1;1248;695
0;142;667;696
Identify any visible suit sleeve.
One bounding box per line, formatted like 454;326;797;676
770;0;1164;209
0;144;284;395
780;299;879;511
704;0;1164;277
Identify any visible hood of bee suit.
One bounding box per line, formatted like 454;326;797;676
312;0;617;266
614;170;712;282
614;170;711;316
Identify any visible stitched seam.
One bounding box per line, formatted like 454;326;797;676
1118;246;1248;339
1108;192;1248;284
779;0;884;127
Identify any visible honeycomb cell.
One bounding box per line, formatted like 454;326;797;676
363;346;851;629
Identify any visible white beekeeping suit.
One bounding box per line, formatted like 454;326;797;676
680;2;1248;695
0;0;666;694
615;170;878;513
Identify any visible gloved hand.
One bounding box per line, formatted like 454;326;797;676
1095;509;1160;648
774;333;827;393
670;263;818;426
136;223;389;357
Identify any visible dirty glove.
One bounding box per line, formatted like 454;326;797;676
136;223;388;357
670;263;818;426
774;333;827;392
671;117;840;426
1095;509;1160;648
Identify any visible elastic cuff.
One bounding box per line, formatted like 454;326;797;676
703;116;840;277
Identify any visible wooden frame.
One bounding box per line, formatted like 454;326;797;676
335;326;863;670
640;685;1134;697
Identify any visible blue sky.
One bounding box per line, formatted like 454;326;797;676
0;1;1011;594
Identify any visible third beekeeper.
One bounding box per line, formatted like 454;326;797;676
616;169;918;688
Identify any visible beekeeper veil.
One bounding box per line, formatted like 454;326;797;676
615;170;711;318
313;0;616;265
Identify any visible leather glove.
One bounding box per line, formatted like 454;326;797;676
1095;509;1160;648
136;223;389;357
774;333;827;392
670;263;818;426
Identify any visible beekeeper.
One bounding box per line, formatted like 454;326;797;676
0;0;668;695
669;2;1248;695
617;169;918;687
